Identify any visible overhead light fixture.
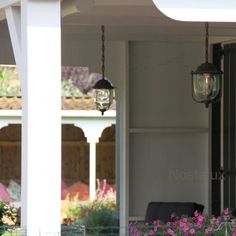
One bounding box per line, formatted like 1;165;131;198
152;0;236;22
191;22;222;108
93;25;114;115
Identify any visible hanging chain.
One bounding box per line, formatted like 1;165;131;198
101;25;105;79
205;22;209;63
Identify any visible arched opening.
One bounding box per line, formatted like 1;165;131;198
62;124;89;186
61;124;89;201
0;124;91;202
96;124;116;185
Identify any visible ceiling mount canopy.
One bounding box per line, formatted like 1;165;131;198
152;0;236;22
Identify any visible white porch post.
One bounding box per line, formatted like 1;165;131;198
21;1;61;235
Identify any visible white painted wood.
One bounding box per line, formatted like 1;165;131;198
95;0;153;6
21;0;61;235
61;110;116;118
129;127;209;133
118;42;129;236
0;122;8;129
61;0;94;18
129;216;145;221
0;110;116;119
5;6;21;76
152;0;236;22
0;0;19;9
89;142;96;200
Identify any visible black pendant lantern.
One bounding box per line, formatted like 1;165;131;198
93;25;114;115
191;22;222;108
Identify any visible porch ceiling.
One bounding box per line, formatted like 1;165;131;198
61;0;236;42
1;0;236;41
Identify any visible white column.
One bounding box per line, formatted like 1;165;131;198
116;42;129;235
88;137;99;201
21;1;61;235
75;119;115;201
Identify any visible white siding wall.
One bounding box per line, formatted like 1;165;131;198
129;41;209;217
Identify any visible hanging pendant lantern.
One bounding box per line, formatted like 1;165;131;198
191;23;222;108
93;25;114;115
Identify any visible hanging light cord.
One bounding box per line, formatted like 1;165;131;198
101;25;105;80
205;22;209;63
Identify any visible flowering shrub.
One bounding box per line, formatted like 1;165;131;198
62;179;116;225
61;179;118;235
61;193;81;224
129;208;236;236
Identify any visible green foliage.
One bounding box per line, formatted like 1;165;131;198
61;79;84;97
69;205;81;220
72;180;118;234
75;207;119;235
78;207;118;228
0;66;21;97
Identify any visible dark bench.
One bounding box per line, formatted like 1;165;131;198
145;202;204;223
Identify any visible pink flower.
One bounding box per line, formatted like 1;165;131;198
197;215;204;222
154;225;158;232
167;228;175;235
205;227;213;234
171;212;176;219
179;221;187;228
206;226;213;232
196;221;203;227
183;226;189;233
167;222;171;227
148;230;154;235
224;208;230;216
189;228;196;234
194;210;199;217
232;231;236;236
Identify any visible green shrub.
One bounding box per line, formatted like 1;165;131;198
75;207;119;235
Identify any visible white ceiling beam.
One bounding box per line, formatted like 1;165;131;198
5;6;21;76
94;0;153;6
0;0;20;9
61;0;94;17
